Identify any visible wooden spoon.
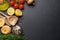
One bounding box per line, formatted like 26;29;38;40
0;12;18;26
0;15;11;26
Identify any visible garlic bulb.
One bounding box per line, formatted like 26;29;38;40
12;25;21;35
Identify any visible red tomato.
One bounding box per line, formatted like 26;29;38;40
19;4;24;10
14;3;19;9
20;0;24;4
10;1;14;6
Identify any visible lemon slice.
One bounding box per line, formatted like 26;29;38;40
0;18;5;27
7;7;14;15
15;9;22;16
1;25;11;34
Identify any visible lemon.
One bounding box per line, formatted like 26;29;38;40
15;9;22;16
7;7;14;15
1;25;11;34
0;18;5;27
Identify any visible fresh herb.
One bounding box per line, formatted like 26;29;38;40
0;33;27;40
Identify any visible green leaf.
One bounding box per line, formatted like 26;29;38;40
0;34;27;40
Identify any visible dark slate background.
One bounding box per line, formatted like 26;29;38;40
22;0;60;40
8;0;60;40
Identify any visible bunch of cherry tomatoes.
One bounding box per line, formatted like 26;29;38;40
10;0;24;10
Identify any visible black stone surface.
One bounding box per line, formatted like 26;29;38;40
22;0;60;40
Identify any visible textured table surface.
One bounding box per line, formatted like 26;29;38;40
8;0;60;40
23;0;60;40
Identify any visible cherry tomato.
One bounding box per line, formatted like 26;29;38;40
20;0;24;4
10;1;14;6
19;4;24;10
14;3;19;9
